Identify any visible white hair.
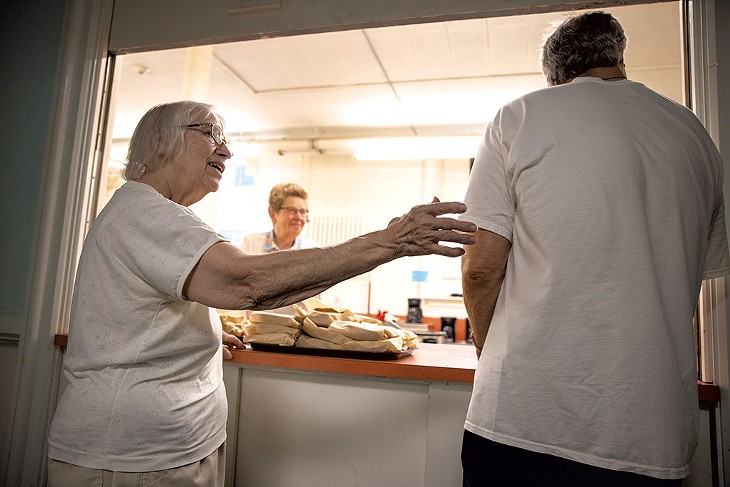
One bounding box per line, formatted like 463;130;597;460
123;101;224;180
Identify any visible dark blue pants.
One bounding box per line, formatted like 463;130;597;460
461;430;683;487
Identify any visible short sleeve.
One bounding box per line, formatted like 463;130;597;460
96;196;226;300
460;113;516;241
703;194;730;279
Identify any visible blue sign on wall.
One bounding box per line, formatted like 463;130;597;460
411;270;428;282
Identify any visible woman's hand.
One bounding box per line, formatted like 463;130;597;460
222;331;245;360
384;197;478;257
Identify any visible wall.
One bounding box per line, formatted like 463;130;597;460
307;154;470;315
0;0;67;483
197;152;471;315
0;344;19;471
0;0;65;323
108;0;654;53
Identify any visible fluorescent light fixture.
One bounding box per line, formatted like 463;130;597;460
352;136;481;161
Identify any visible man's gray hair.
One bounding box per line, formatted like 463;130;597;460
123;101;224;180
541;11;627;87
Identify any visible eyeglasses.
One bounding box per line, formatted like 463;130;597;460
183;123;229;147
279;207;310;217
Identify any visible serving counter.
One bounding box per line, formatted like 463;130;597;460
51;335;720;401
226;341;477;383
53;336;720;487
223;342;720;400
220;342;475;487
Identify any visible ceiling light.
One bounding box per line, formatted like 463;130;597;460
133;63;151;76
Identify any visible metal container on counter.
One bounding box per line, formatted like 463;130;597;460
440;317;456;343
414;330;447;344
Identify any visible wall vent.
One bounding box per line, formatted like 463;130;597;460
306;216;370;247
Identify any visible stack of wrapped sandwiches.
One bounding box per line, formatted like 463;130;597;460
219;299;419;354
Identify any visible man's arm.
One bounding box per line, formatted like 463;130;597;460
461;228;511;358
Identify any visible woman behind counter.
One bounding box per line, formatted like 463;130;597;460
241;183;319;254
240;183;319;315
46;100;477;487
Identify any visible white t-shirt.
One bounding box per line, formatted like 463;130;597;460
240;230;319;255
48;181;228;471
461;78;730;479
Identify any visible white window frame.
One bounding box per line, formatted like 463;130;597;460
686;1;729;483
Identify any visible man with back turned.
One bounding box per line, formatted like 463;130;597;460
460;11;730;486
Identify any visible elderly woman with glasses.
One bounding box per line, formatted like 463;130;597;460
46;100;477;487
241;182;319;255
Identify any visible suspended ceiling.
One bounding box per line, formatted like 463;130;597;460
110;2;682;145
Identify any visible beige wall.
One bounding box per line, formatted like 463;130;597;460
194;151;471;315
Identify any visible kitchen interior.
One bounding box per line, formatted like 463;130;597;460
73;2;722;485
98;2;683;343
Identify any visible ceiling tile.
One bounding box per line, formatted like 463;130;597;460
213;30;387;92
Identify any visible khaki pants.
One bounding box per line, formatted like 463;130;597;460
47;442;225;487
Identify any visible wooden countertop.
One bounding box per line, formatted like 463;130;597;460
228;342;478;383
53;334;720;403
